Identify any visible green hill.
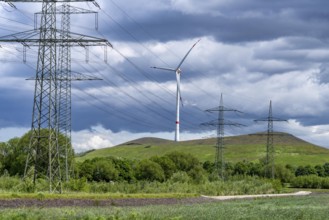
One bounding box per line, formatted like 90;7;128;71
75;132;329;166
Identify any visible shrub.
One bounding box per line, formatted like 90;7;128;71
275;164;294;183
188;165;207;184
291;175;329;189
150;156;177;180
135;159;165;182
166;152;199;172
169;171;190;184
64;177;89;192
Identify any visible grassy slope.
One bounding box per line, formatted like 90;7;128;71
76;133;329;166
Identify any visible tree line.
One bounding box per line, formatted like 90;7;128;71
1;131;329;188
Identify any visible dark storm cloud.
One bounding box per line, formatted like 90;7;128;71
2;1;329;148
100;0;329;44
314;63;329;84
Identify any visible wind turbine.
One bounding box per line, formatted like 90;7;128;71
151;39;200;142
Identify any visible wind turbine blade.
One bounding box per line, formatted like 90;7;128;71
176;39;201;70
151;66;176;72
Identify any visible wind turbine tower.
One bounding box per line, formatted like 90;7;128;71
152;40;200;141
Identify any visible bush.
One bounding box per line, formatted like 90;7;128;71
135;159;165;182
166;152;199;172
64;177;89;192
291;175;329;189
78;158;119;182
188;165;207;184
275;164;294;183
151;156;177;180
169;171;190;184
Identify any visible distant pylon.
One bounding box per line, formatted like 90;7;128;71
201;94;245;179
255;100;287;179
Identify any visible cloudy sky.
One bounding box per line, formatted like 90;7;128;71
1;0;329;152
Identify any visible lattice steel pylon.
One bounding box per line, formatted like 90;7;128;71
58;2;72;183
55;3;100;182
0;0;110;193
201;94;244;179
255;100;287;179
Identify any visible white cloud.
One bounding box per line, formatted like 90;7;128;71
0;126;29;142
170;0;225;16
72;124;213;153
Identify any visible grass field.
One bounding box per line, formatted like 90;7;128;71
0;194;328;219
76;133;329;166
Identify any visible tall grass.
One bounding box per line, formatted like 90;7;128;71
0;175;279;196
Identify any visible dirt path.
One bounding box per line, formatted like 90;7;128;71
201;191;312;201
0;197;214;209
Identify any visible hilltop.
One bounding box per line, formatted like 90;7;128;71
75;132;329;166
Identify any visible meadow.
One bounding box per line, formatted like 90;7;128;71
1;132;329;219
0;194;328;220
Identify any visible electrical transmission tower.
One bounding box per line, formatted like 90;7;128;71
50;3;101;182
0;0;111;193
201;94;244;179
255;100;287;179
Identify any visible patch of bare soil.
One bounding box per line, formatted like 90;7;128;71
0;197;214;209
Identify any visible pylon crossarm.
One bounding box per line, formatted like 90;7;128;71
255;118;287;122
201;119;245;127
34;5;99;30
0;29;111;47
35;5;97;14
206;107;243;113
26;71;103;81
0;30;40;41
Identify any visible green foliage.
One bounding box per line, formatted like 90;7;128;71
150;156;177;180
315;165;325;177
166;151;199;172
0;130;74;178
323;163;329;176
0;173;21;191
275;164;294;183
135;159;165;182
187;165;207;184
78;158;119;182
0;175;278;195
169;171;191;184
233;161;249;175
295;165;317;176
111;157;136;182
202;161;215;173
64;177;89;192
291;175;329;189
